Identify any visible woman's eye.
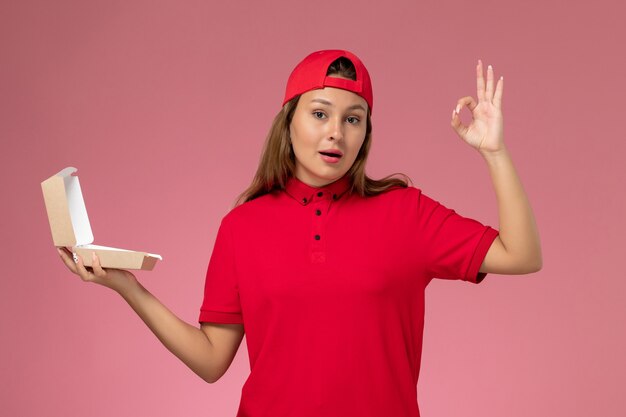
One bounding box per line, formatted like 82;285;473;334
347;116;360;124
313;111;325;119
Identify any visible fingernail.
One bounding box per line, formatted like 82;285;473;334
455;105;460;114
73;252;78;263
92;252;96;262
488;64;493;71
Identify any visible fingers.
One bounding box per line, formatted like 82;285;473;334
450;107;468;137
451;96;477;136
477;59;486;102
493;75;503;108
57;246;117;284
485;64;494;102
455;96;478;113
73;252;96;282
91;252;108;278
57;247;79;274
477;59;504;107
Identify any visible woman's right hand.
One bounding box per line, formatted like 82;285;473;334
56;247;138;294
56;247;232;383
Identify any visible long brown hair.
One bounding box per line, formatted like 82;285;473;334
234;57;411;207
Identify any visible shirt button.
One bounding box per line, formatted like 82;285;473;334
332;194;338;200
315;209;322;216
314;234;321;240
302;197;307;203
317;191;323;197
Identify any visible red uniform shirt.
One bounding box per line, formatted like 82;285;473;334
199;174;499;417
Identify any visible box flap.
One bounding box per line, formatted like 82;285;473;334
41;167;94;247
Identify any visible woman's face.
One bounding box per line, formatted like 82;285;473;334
289;85;368;187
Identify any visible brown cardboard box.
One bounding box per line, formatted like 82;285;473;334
42;167;162;270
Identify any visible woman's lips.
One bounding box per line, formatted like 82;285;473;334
319;151;342;163
320;154;341;163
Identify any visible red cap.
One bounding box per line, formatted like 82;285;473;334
282;49;373;115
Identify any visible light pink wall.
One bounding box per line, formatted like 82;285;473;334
1;0;624;416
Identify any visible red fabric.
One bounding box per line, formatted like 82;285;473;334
199;174;499;417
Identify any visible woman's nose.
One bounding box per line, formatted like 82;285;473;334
328;117;344;141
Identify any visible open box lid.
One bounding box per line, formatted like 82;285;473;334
41;167;162;270
41;167;95;247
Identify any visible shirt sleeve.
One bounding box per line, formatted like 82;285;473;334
417;190;500;284
198;216;244;324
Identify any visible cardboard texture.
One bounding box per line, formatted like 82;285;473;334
42;167;162;270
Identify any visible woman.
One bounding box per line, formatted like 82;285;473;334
57;49;542;417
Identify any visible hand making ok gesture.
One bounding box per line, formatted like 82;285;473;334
451;59;505;155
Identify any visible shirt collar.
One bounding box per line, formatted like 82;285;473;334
285;174;352;206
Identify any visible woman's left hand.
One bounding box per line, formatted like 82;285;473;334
451;60;505;155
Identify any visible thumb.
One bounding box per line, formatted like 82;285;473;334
450;108;468;138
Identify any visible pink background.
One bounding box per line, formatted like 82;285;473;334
1;0;624;416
